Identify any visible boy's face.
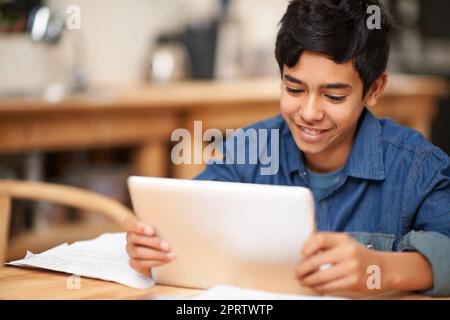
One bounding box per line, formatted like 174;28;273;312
280;51;380;161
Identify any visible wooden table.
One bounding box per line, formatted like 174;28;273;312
0;91;180;178
1;266;448;300
0;266;200;300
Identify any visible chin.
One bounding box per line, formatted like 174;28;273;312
295;139;329;155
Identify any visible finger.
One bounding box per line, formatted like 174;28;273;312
132;258;172;268
299;260;354;287
296;246;344;279
126;244;176;261
302;232;348;258
311;275;359;294
123;216;155;236
129;258;151;277
126;232;171;252
129;259;167;277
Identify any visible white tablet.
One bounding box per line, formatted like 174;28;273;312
128;176;315;294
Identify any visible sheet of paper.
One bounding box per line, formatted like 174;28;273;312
6;232;155;289
189;285;348;300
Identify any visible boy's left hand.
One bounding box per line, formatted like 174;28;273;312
296;232;385;294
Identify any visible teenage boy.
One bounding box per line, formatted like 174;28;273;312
125;0;450;296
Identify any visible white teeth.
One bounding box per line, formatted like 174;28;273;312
303;127;322;136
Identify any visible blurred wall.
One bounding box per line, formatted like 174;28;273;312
0;0;288;91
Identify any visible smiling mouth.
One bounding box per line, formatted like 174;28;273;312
297;125;332;136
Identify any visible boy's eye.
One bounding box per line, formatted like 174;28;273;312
325;95;347;102
286;87;305;95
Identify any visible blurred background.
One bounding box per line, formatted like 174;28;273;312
0;0;449;260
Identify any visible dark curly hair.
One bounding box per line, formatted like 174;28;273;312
275;0;393;96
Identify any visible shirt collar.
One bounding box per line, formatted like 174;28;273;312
284;108;385;181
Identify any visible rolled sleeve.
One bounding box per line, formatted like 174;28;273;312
397;230;450;296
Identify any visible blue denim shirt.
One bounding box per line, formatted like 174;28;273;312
195;108;450;296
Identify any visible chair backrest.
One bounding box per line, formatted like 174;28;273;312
0;179;134;265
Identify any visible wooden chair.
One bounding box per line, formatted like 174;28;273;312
0;179;134;266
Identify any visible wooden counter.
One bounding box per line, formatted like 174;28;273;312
0;75;448;179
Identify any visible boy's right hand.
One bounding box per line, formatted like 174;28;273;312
124;216;176;277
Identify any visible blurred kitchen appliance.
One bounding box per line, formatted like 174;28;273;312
148;34;190;83
182;20;218;80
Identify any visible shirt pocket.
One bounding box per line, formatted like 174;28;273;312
347;232;396;251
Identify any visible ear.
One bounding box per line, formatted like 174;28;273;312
365;73;388;107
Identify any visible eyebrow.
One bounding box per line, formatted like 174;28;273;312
283;74;352;90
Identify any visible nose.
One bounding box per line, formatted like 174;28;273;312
300;95;324;124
